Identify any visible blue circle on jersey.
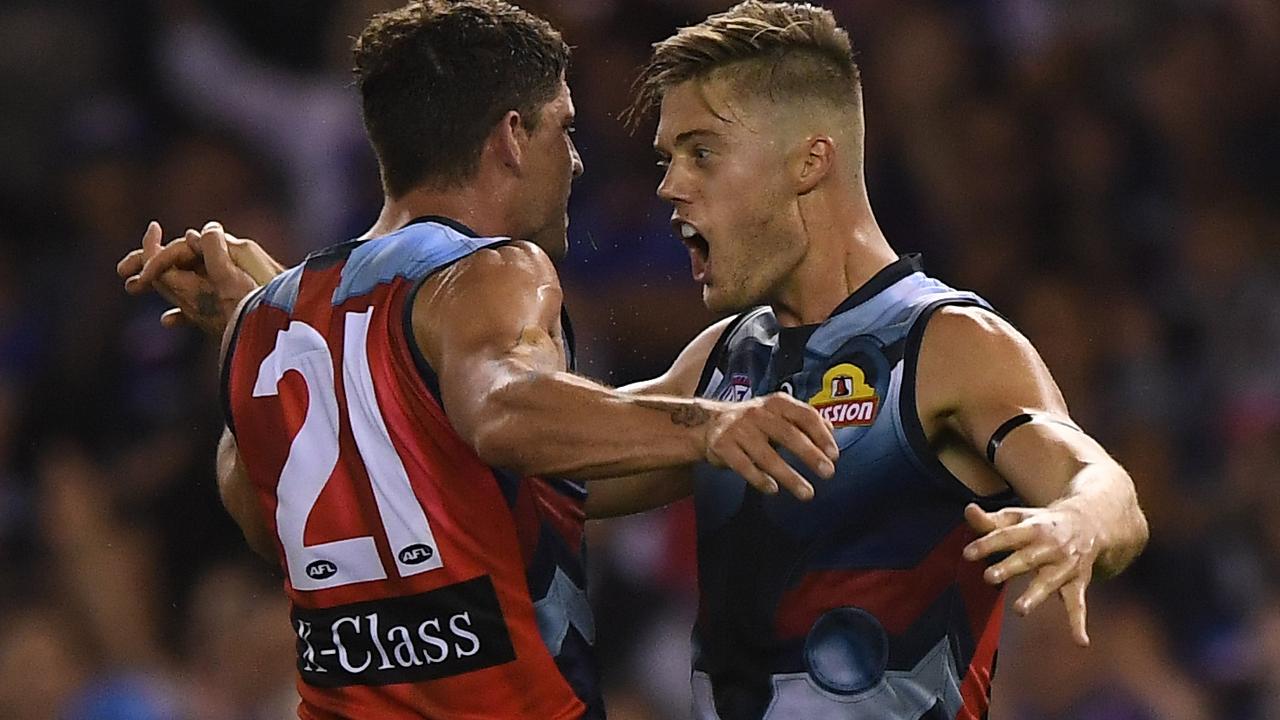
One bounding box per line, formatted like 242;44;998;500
803;607;888;695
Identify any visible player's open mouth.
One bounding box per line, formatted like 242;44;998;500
675;220;710;283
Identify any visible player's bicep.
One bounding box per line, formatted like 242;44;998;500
414;242;566;442
924;306;1105;503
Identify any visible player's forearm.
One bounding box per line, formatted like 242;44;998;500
1050;461;1149;578
469;370;709;479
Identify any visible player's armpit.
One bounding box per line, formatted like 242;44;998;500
582;317;739;517
217;427;277;564
585;467;695;519
621;315;738;398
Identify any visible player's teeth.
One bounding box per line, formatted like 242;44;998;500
681;223;697;239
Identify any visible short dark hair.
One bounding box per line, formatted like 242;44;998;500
353;1;569;196
626;1;861;129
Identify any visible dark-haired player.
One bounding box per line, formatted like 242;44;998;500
121;2;837;719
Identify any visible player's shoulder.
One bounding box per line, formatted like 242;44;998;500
456;239;557;280
923;304;1031;356
414;239;563;325
917;304;1047;406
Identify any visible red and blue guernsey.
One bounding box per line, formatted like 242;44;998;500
221;217;601;720
690;255;1019;720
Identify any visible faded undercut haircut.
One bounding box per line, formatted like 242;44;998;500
354;1;569;197
626;1;862;131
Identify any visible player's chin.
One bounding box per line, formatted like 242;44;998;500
702;284;752;314
534;226;569;262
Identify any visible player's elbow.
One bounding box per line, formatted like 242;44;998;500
467;378;554;474
470;415;526;471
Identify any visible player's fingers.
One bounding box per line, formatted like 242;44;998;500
1062;578;1090;647
964;504;1027;536
160;307;190;329
117;248;145;280
196;221;237;285
759;413;835;480
981;542;1063;584
741;433;814;500
963;503;998;534
771;395;839;462
139;237;199;285
141;220;163;260
718;443;780;496
963;522;1037;561
1013;560;1078;616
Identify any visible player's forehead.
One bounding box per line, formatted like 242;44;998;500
543;79;574;121
653;77;764;151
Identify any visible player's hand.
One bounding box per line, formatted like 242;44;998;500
962;502;1099;647
117;221;283;335
702;393;839;501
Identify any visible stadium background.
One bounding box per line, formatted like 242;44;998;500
0;0;1277;717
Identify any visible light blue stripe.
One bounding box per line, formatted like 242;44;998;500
332;222;509;306
258;265;304;313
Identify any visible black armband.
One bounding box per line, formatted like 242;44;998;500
986;412;1082;464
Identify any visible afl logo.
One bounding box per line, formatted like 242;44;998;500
306;560;338;580
719;373;753;402
399;544;435;565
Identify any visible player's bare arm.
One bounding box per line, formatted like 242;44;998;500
419;241;838;491
216;427;275;562
916;304;1149;647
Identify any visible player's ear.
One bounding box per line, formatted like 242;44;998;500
795;135;835;194
490;110;527;175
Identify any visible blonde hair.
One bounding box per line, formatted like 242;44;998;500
626;1;861;130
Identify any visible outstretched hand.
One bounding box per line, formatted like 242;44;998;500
963;502;1099;647
117;221;283;336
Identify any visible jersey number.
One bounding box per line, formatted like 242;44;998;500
254;309;444;590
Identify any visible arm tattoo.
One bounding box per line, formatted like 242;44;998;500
196;290;219;318
636;398;710;428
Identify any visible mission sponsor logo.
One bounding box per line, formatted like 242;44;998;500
808;363;880;428
292;575;515;687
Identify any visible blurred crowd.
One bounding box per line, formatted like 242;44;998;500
0;0;1277;718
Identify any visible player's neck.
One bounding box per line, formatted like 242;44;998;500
770;189;897;328
363;183;513;240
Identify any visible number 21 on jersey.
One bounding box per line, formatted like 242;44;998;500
253;308;444;591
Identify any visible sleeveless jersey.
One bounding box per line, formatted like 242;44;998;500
222;217;601;720
691;255;1019;720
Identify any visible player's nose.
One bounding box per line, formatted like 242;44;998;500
656;165;687;203
570;141;584;179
